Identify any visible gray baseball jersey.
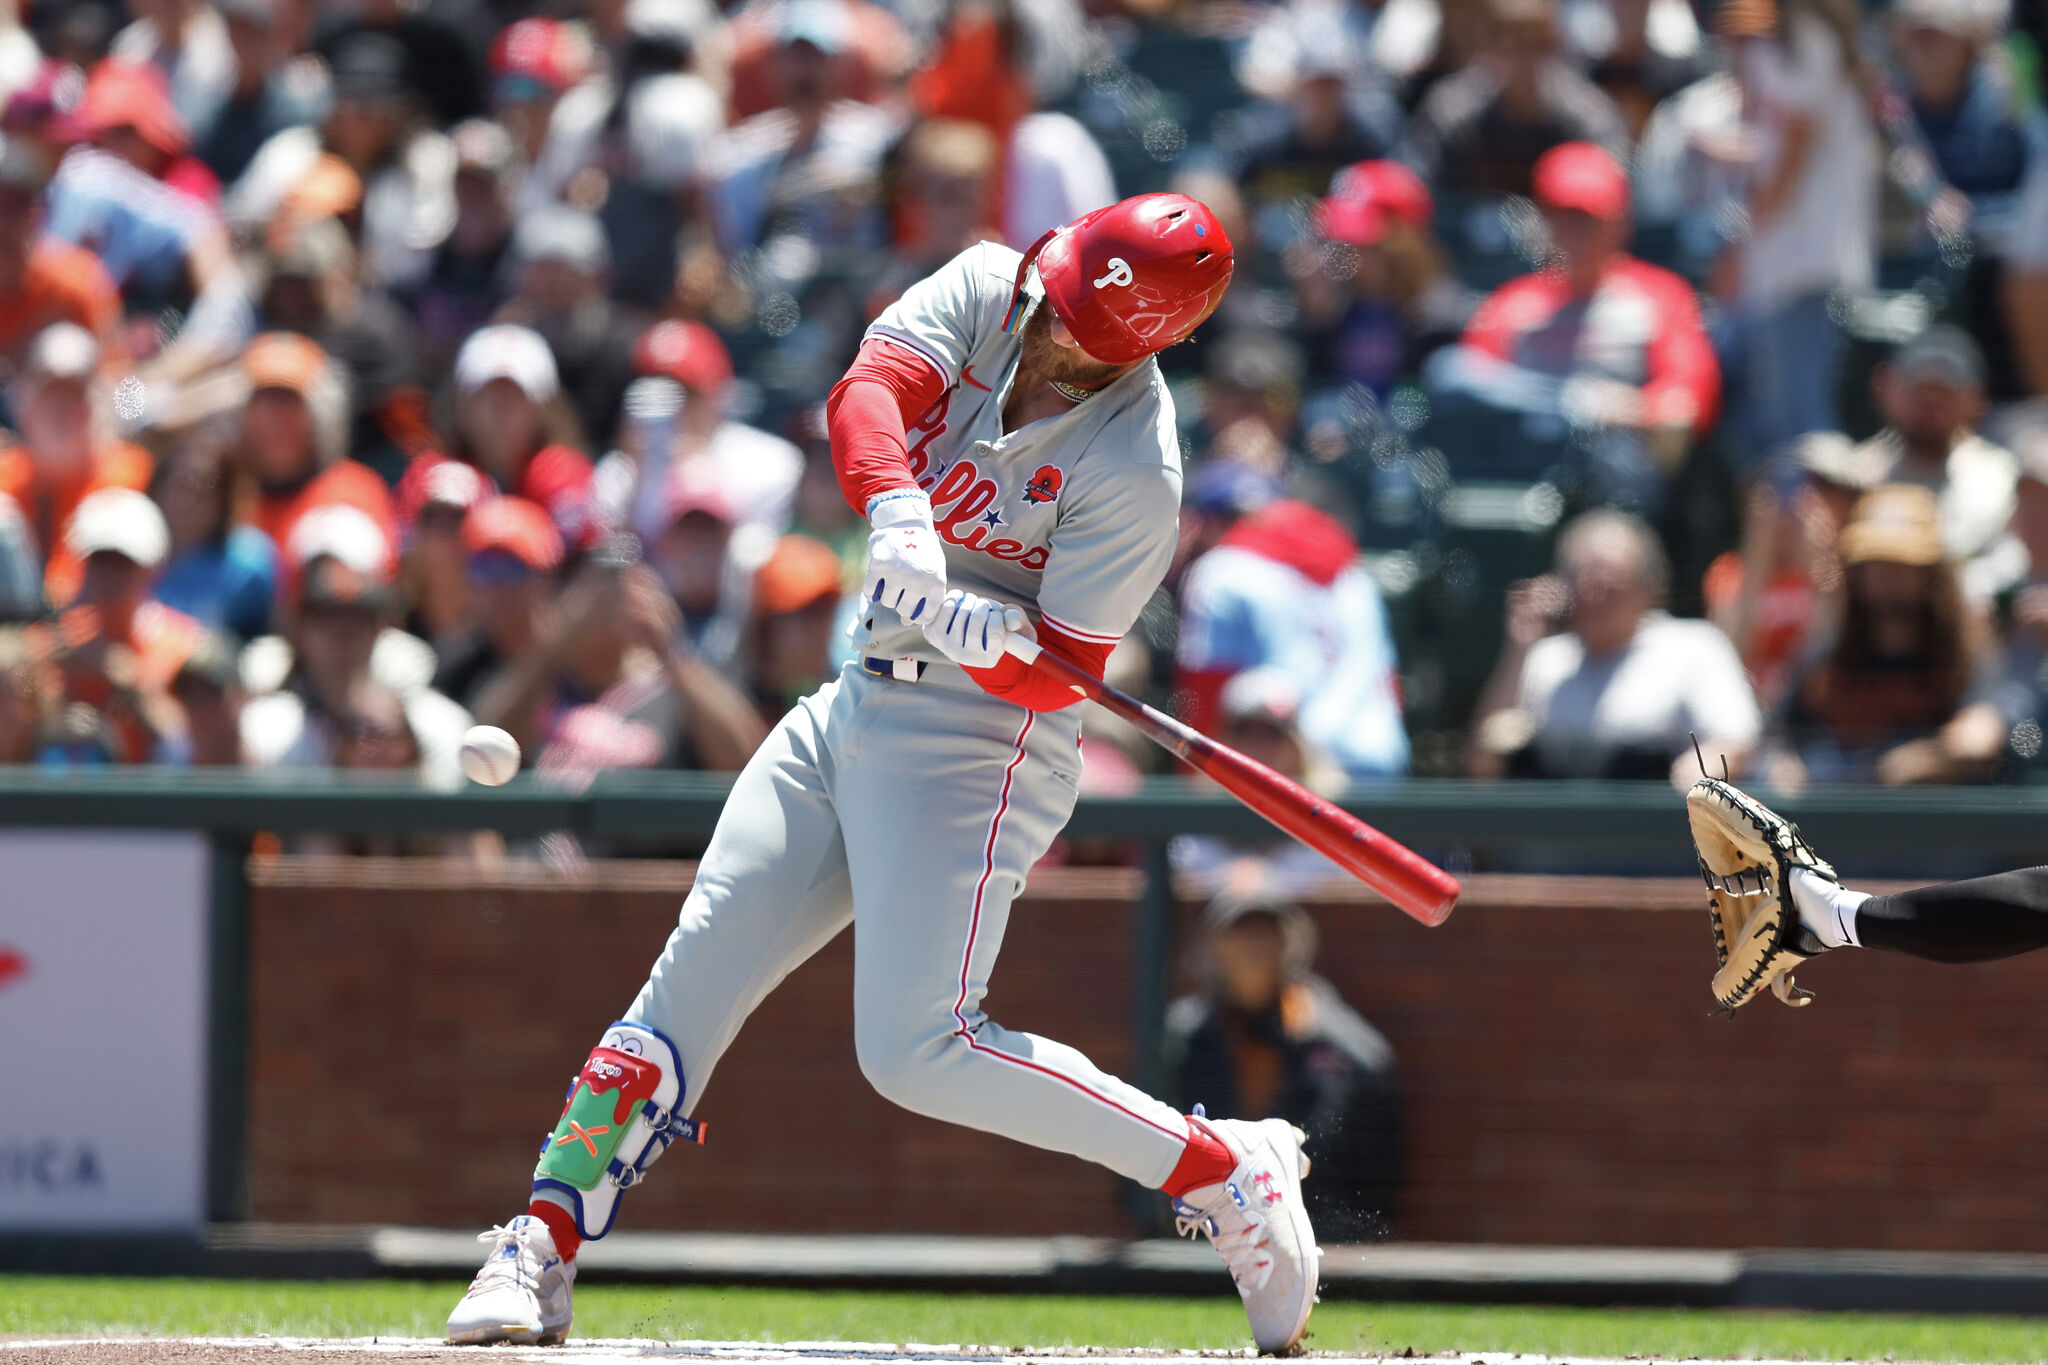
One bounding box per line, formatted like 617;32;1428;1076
860;240;1183;663
532;240;1196;1236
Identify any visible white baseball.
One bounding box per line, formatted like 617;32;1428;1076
459;725;522;786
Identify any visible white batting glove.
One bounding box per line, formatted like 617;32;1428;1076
863;491;947;627
923;590;1034;670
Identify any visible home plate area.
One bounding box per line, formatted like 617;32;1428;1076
0;1342;1889;1365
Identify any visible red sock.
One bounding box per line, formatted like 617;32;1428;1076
1160;1115;1238;1198
527;1198;581;1262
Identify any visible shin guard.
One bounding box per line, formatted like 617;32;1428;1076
532;1021;705;1240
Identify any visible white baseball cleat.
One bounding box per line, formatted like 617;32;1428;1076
445;1214;576;1346
1172;1114;1321;1355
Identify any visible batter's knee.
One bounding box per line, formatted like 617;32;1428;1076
852;999;963;1117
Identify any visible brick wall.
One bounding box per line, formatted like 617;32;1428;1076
246;860;2048;1249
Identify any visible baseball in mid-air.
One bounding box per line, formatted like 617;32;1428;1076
459;725;522;786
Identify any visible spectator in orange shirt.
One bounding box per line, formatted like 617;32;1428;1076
0;143;122;371
41;487;202;762
0;322;152;603
1444;142;1720;514
236;330;394;561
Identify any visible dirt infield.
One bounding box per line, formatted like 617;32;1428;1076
0;1342;1885;1365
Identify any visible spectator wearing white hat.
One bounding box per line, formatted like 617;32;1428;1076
399;324;599;554
37;485;202;763
0;322;155;605
496;205;642;453
240;501;473;787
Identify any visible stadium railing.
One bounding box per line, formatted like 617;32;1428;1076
6;767;2046;1222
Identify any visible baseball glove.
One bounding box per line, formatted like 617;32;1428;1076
1687;777;1835;1011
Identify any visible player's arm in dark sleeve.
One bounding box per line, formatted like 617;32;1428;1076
1857;868;2048;963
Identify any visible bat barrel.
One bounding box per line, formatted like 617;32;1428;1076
1303;801;1460;925
1003;632;1461;926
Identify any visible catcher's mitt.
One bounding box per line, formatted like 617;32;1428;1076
1687;777;1835;1011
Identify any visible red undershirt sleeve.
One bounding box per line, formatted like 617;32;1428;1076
826;337;950;514
961;618;1114;712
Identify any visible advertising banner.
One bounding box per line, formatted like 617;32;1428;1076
0;830;210;1231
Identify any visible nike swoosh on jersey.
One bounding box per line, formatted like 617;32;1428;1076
960;364;993;391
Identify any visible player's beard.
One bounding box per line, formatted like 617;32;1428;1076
1018;301;1127;389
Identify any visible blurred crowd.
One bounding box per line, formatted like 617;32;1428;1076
0;0;2042;868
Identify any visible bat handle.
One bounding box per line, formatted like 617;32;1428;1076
1005;636;1043;665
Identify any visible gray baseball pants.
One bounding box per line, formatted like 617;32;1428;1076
620;663;1188;1186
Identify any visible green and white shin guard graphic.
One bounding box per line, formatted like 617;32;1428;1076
533;1021;701;1239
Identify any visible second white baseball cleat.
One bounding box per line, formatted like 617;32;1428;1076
1173;1114;1321;1354
445;1214;576;1346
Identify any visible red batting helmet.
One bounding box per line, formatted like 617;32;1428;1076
1002;193;1233;366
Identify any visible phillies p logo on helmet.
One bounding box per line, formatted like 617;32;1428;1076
1001;193;1234;365
1092;258;1134;289
1022;465;1064;505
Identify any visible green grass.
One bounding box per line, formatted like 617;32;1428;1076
5;1277;2048;1359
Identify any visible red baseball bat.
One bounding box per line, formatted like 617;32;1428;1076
1006;638;1459;926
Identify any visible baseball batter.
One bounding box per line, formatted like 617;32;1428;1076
446;194;1322;1353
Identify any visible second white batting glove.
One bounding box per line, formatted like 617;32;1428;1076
863;490;948;627
923;589;1034;670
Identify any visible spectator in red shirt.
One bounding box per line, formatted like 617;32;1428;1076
237;330;395;562
399;324;597;554
1450;141;1720;514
